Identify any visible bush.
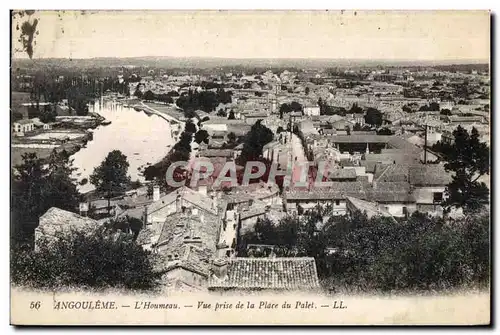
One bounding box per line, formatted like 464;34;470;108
11;226;161;290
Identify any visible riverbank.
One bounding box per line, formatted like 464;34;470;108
71;99;175;193
11;129;93;166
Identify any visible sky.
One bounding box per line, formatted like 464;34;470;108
11;10;490;61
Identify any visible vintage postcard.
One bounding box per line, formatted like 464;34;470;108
10;10;491;325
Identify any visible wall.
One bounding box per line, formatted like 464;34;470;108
287;199;347;216
147;201;176;234
378;203;417;217
202;123;228;132
412;186;447;205
304;106;320;116
160;267;207;288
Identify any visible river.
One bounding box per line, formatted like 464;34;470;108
72;99;175;193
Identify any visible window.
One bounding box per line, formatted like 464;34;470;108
433;192;443;203
335;200;340;206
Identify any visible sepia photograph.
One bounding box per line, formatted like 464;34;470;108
9;9;491;325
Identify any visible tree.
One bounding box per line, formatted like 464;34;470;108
440;126;489;214
276;126;285;133
11;150;81;244
227;132;237;144
185;119;197;134
216;108;227;117
228;111;236;120
90;150;130;213
11;226;161;290
194;129;209;144
377;127;393;135
143;90;155;101
12;111;24;122
364;108;383;127
279;103;291;119
39;107;57;123
239;120;274;163
344;125;351;135
349;103;363;114
290;101;303;113
440;109;452;116
353;123;362;131
134;85;143;99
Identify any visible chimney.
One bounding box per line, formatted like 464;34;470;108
198;185;207;196
143;206;148;226
212;194;218;211
176;194;182;213
212;258;229;279
153;185;160;202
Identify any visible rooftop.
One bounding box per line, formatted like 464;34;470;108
208;257;320;290
37;207;99;237
409;165;453;186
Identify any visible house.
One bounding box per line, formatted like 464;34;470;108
326;168;357;182
303;103;320;117
12;119;35;134
346;196;396;222
197;149;235;160
143;186;219;243
441;130;454;145
409;165;453;215
448;115;487;125
285;181;370;216
201;118;246;132
148;210;221;291
208;257;320;292
35;207;99;249
370;181;416;217
242;112;269;125
31;117;52;130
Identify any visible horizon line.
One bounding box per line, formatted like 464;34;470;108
12;55;490;63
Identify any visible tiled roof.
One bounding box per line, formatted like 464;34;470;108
330;135;392;143
208;257;320;290
203;118;246;125
370;182;415;203
198;149;234;158
14;119;35;125
387;136;422;155
155;244;213;277
286;181;370;201
409;165;453;186
359;160;378;173
346;196;395;220
327;168;357;180
136;227;154;245
37;207;99;237
365;150;419;165
374;164;410;183
223;182;280;204
156;211;219;251
147;186;217;216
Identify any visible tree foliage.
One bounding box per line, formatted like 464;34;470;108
439;126;490;214
194;129;209;144
376;127;393;135
239;208;490;292
11;151;81;243
11;226;160;290
90;150;130;210
364;108;383;127
238;120;274;163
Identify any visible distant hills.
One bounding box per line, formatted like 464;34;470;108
11;56;489;70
